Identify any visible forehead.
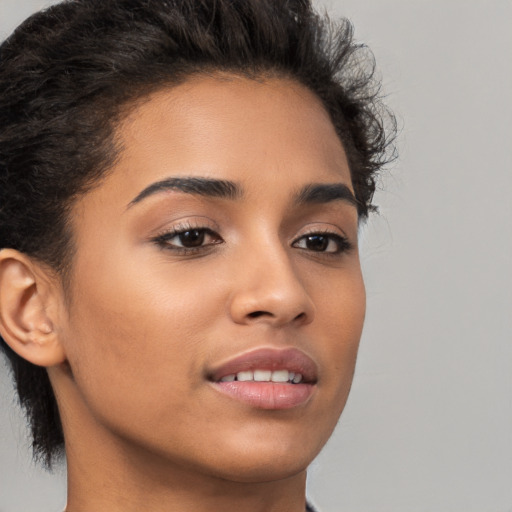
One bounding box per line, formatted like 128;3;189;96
115;74;351;187
72;74;353;228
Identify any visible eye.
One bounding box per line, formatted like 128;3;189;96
292;232;352;254
173;229;207;248
153;227;223;252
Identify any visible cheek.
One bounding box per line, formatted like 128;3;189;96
61;253;225;431
309;264;366;400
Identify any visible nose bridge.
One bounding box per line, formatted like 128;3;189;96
228;232;315;326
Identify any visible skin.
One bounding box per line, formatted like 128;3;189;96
0;75;365;512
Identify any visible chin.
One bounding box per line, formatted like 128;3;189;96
212;455;311;484
197;427;327;483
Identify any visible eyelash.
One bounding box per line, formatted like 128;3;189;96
152;225;353;256
292;229;353;255
152;224;222;255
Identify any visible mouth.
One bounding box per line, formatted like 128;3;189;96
207;347;318;410
217;369;307;384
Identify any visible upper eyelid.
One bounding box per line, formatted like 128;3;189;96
292;224;349;240
153;226;221;242
151;218;220;237
152;223;349;240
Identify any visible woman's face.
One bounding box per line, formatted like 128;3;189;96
55;75;366;482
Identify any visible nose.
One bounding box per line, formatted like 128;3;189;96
228;242;315;328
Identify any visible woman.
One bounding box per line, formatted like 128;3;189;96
0;0;394;510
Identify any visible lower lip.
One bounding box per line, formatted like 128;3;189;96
210;381;315;409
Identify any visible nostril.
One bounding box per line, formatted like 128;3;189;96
247;311;269;319
246;310;307;322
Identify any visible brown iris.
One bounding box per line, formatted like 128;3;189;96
179;229;205;247
305;235;329;252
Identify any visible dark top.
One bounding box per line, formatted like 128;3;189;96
306;502;317;512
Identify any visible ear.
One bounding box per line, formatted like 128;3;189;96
0;249;66;367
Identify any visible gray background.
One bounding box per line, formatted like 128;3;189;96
1;1;511;511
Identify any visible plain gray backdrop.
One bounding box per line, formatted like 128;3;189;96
1;1;511;511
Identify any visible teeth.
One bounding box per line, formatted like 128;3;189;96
292;373;303;384
237;371;253;381
271;369;289;382
254;370;272;381
219;370;305;383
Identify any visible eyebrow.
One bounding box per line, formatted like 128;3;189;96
128;177;241;207
128;176;358;210
294;183;359;209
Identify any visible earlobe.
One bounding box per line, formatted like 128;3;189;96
0;249;66;367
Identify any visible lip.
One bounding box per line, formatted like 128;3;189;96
208;347;318;383
208;347;318;410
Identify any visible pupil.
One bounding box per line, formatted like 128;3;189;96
180;230;205;247
306;235;328;251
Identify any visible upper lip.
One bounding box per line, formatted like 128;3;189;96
208;347;318;384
